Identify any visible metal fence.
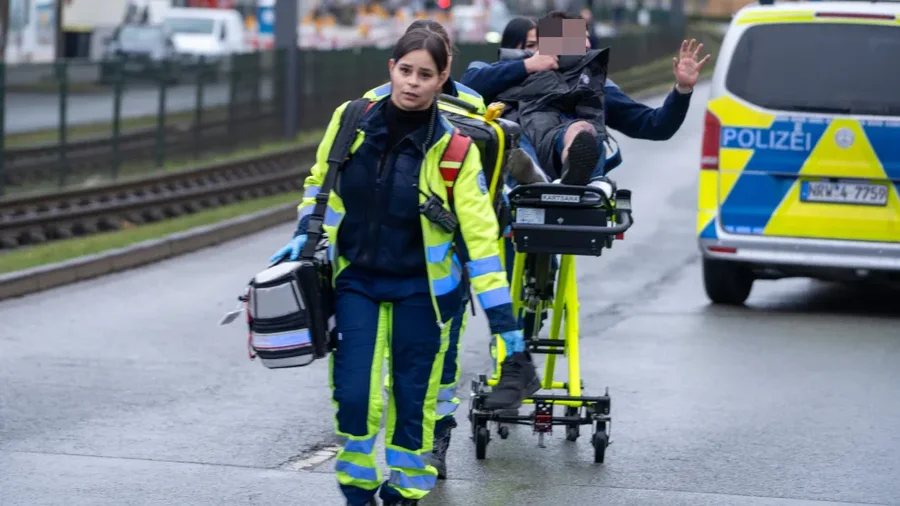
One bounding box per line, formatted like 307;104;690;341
0;25;685;199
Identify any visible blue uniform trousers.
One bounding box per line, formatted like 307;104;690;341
331;267;449;505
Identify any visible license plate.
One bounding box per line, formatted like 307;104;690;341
800;181;889;206
515;207;545;224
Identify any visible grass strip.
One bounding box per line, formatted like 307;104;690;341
0;191;302;273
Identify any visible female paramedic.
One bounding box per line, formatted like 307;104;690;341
269;29;531;506
360;18;487;482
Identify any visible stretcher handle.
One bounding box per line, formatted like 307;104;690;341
512;208;633;235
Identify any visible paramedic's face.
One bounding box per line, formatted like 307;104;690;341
388;49;447;111
522;28;538;51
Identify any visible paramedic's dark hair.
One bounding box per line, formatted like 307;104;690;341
406;19;457;56
536;10;582;38
500;17;537;49
392;28;450;73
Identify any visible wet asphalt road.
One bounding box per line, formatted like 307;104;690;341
1;83;899;506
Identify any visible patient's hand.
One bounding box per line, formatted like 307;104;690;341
524;51;559;74
672;38;712;94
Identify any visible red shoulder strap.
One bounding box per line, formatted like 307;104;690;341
439;129;472;207
364;101;376;114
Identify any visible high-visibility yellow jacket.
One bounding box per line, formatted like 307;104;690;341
297;99;517;333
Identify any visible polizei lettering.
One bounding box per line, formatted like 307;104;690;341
720;127;813;152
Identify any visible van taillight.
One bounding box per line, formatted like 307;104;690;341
701;110;721;170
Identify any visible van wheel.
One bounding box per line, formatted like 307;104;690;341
703;258;754;305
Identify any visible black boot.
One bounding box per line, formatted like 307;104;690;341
428;418;456;479
483;352;541;410
507;147;548;185
560;131;600;186
348;498;379;506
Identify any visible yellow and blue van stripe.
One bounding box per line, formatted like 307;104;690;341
698;96;900;242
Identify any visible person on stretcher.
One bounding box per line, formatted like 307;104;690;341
461;11;711;189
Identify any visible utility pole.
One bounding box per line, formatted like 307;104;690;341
0;0;9;61
275;0;299;139
55;0;65;58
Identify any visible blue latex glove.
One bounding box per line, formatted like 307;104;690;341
269;234;308;263
498;329;525;356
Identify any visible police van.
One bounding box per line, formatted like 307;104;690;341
697;0;900;304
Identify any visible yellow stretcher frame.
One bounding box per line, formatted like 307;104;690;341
467;157;634;467
493;252;583;403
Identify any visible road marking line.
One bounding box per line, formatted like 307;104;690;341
280;445;342;471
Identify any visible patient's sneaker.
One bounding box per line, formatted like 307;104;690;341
560;131;600;186
507;147;549;185
483;352;541;410
588;175;617;200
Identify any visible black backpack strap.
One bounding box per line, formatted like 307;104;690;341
300;98;371;259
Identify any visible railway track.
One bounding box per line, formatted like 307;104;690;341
0;144;315;250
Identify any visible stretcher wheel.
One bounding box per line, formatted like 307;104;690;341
592;431;608;464
565;407;580;441
498;425;510;439
475;426;490;460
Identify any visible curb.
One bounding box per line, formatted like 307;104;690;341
0;79;711;302
0;203;297;301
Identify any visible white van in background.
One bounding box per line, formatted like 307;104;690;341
162;7;248;59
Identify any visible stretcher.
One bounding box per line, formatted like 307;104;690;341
458;107;634;464
439;94;634;464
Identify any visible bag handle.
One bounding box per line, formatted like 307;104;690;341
299;98;371;260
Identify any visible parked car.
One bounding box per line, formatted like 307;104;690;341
99;23;183;84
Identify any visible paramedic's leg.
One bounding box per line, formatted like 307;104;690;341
380;293;448;504
503;234;557;340
428;300;469;479
331;289;386;505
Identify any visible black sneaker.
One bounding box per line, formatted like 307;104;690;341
560;131;600;186
507;148;548;185
483;352;541;410
428;418;456;479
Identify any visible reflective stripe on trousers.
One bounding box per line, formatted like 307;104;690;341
331;284;449;504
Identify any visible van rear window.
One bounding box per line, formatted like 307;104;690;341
726;23;900;117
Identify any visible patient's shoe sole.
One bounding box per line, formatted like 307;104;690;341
561;131;599;186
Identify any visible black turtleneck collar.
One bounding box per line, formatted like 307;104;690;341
384;98;433;149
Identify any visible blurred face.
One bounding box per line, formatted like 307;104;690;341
388;48;448;111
